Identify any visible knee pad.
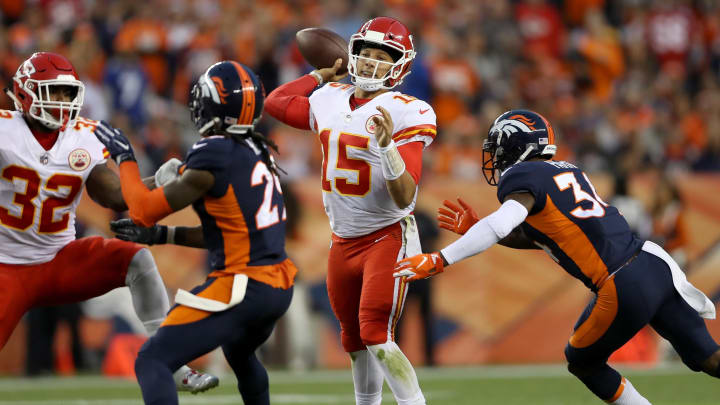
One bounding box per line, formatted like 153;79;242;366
125;248;158;285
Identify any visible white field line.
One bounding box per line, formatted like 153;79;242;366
0;362;693;392
0;391;453;405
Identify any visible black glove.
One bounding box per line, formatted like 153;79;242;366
94;120;136;165
110;219;167;245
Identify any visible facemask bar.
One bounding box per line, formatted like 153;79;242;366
25;78;85;130
348;52;406;91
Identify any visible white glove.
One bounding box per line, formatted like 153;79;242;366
154;158;182;187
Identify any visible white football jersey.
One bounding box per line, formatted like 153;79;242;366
0;110;108;264
308;83;437;238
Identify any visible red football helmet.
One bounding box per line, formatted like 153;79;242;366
6;52;85;130
348;17;416;91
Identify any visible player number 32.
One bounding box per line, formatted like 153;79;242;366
0;165;82;233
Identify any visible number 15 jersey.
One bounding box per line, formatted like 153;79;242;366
308;83;437;238
0;111;107;264
497;160;644;291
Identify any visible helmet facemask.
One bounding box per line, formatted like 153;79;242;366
482;131;503;186
348;38;415;91
12;76;85;131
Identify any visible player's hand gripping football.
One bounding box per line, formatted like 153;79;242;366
372;106;393;147
393;252;445;282
312;58;348;84
94;120;136;165
110;219;167;245
437;198;480;235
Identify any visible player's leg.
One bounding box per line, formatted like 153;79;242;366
650;283;720;378
39;236;169;332
135;277;237;404
0;264;37;350
326;238;382;404
221;281;293;405
360;225;425;405
43;236;216;392
565;253;676;404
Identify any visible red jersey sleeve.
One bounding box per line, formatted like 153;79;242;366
397;141;423;184
265;75;318;130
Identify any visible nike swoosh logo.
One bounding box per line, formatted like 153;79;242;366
374;234;389;243
419;108;430;114
417;256;427;268
192;143;207;150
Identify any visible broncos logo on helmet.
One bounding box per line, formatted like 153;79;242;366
482;109;557;186
189;61;265;136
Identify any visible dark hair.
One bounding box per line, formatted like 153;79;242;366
230;130;283;176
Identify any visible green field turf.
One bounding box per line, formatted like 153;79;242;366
0;363;718;404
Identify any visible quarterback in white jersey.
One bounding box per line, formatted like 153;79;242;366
0;52;217;393
267;17;432;405
308;82;436;238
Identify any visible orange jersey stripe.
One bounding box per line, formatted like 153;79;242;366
203;184;251;268
209;257;297;290
392;124;437;141
392;129;437;143
525;195;609;285
161;276;234;326
569;277;618;348
608;377;627;402
231;61;256;126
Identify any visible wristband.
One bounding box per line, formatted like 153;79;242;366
309;71;323;85
167;226;176;244
379;140;406;180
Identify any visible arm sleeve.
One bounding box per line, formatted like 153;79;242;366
265;75;318;130
440;199;529;265
118;161;174;227
397;142;423;184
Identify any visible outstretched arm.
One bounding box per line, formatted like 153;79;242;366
394;192;535;281
111;220;206;248
93;120;214;226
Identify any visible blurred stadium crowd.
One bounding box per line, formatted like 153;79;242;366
2;0;720;179
0;0;718;374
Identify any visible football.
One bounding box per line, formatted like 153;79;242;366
295;27;349;74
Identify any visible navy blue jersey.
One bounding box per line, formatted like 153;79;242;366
497;160;643;291
184;135;287;271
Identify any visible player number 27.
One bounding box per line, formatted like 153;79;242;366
251;161;286;229
553;172;608;218
318;130;371;197
0;165;82;233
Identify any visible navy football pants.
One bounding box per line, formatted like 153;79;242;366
135;277;292;405
565;250;718;400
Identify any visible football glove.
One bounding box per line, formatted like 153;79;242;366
95;120;136;165
437;197;479;235
110;219;167;245
393;252;445;282
154;158;182;187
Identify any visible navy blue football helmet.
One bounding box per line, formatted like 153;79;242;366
482;109;557;185
189;61;265;136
